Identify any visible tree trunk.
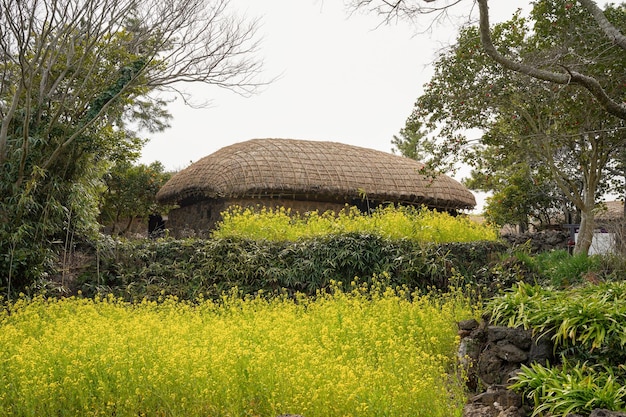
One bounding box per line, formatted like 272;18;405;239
122;216;135;236
620;175;626;254
574;179;597;255
575;208;594;255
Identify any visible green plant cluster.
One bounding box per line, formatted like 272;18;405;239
486;248;626;291
488;281;626;416
98;161;172;236
513;359;626;416
76;235;508;302
525;250;607;287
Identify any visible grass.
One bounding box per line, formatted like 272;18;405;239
532;250;605;287
0;281;475;417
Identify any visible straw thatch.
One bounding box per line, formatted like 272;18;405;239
596;200;625;222
157;138;476;210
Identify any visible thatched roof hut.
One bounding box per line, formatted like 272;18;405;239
157;138;476;236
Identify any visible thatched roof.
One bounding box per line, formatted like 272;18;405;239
596;200;624;222
156;138;476;210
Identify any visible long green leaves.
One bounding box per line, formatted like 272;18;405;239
511;360;626;416
82;235;507;301
489;281;626;355
489;281;626;415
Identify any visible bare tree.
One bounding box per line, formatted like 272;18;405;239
346;0;626;120
0;0;264;288
0;0;264;170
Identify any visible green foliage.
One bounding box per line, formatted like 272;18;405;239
212;205;498;243
162;205;501;300
402;0;626;249
488;280;626;415
0;22;160;292
0;285;473;416
99;161;172;235
472;165;565;230
0;0;263;292
511;359;626;416
75;235;508;302
391;116;430;161
532;250;604;287
487;248;626;290
0;164;107;295
489;281;626;358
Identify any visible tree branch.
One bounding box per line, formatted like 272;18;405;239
578;0;626;51
477;0;626;120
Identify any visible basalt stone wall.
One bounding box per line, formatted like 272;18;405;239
501;230;569;254
459;319;555;417
164;200;222;238
165;198;348;238
459;319;626;417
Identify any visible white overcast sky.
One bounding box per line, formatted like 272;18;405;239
138;1;527;211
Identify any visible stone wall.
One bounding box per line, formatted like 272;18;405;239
165;200;224;238
501;230;569;253
459;319;626;417
459;318;554;417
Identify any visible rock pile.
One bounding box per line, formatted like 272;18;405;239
459;319;626;417
458;318;554;417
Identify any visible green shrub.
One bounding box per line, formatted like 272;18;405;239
533;250;604;287
74;235;508;301
511;359;626;416
489;281;626;360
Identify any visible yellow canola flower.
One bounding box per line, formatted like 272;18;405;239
0;286;473;417
212;204;497;242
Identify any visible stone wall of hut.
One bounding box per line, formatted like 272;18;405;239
101;216;148;237
165;198;349;238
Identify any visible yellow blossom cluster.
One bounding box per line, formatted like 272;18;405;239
0;284;475;416
212;205;497;242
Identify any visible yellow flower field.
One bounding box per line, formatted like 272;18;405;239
0;284;474;417
212;205;497;243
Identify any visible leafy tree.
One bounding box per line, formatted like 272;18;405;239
466;161;569;232
0;0;263;294
347;0;626;120
393;3;626;254
391;115;429;160
99;162;172;236
390;59;571;233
